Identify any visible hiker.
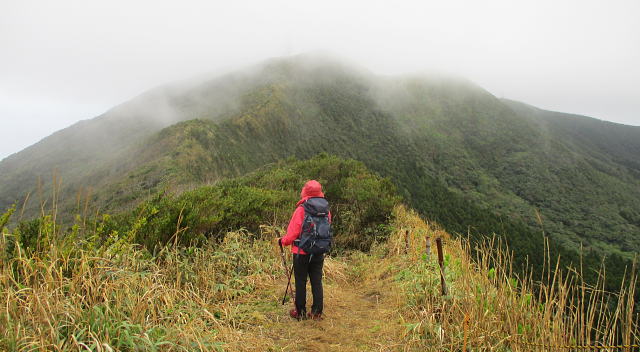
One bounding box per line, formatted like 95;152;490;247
278;180;332;320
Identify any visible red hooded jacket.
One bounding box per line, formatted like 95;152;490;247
281;180;331;255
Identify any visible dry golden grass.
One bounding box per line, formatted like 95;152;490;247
1;229;286;351
361;205;639;351
1;204;637;351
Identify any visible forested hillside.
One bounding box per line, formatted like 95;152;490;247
1;55;639;292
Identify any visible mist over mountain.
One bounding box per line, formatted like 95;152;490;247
2;54;639;272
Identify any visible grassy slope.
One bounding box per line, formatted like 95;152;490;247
2;203;635;351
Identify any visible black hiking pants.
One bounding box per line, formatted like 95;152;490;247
293;253;324;314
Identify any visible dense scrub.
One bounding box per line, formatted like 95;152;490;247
119;155;399;251
8;155;399;257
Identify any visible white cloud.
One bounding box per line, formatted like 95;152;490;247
1;0;638;158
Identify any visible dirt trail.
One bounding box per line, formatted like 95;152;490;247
225;258;414;352
269;284;402;351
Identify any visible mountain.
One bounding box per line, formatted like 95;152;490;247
501;99;640;252
2;54;639;275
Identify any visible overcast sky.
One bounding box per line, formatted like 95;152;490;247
1;0;639;161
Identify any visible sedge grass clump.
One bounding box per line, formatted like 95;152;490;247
360;205;639;351
0;202;285;352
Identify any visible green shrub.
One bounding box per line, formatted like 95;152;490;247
121;154;400;251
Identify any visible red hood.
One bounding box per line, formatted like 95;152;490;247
296;180;325;206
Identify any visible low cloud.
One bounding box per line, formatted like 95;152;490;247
1;0;638;159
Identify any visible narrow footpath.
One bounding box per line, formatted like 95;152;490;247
222;256;420;352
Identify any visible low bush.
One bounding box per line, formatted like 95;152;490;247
119;154;400;251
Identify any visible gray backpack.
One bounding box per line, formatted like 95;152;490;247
297;197;332;255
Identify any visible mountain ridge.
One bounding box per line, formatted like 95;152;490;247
2;55;639;265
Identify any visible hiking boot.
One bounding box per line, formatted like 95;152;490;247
289;308;305;320
307;311;323;321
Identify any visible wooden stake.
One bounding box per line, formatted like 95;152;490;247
436;237;448;296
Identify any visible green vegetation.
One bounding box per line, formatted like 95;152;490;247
2;193;636;350
111;155;398;251
1;54;639;312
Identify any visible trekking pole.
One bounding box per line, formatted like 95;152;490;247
282;260;294;305
278;239;294;303
278;240;288;273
